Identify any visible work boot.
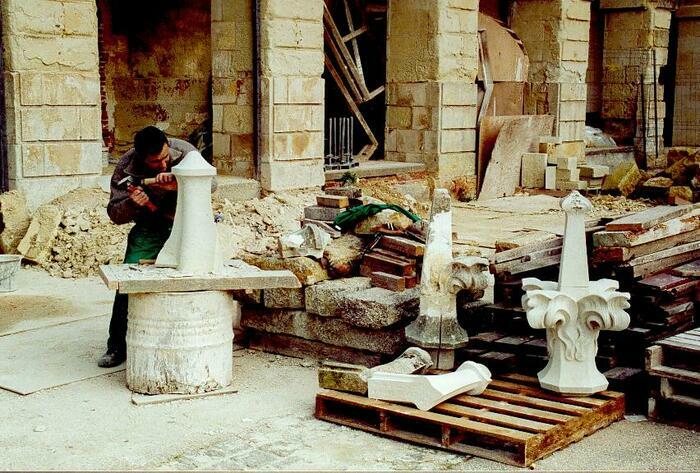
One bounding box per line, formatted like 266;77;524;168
97;350;126;368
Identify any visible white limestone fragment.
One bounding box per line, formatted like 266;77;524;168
368;361;492;411
522;191;631;395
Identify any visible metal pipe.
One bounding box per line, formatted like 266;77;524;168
0;8;9;192
653;49;659;162
253;0;261;181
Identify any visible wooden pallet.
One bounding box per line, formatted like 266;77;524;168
646;328;700;429
315;373;624;467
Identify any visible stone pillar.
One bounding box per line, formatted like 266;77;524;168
511;0;591;141
672;2;700;146
212;0;255;177
385;0;479;189
258;0;325;191
1;0;103;210
600;0;673;168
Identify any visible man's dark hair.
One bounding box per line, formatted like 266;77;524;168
134;126;168;158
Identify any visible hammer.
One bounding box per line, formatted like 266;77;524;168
117;175;158;212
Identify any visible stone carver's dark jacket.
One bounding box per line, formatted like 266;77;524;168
107;138;196;228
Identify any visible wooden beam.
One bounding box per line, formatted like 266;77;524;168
342;25;367;43
323;2;370;100
324;55;378;161
324;29;363;103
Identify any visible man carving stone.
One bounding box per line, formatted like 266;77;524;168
98;126;200;368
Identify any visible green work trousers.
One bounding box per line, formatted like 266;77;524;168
106;224;172;353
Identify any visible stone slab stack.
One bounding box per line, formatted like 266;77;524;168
519;136;610;190
241;273;421;364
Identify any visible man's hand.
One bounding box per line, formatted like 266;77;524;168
127;184;152;207
151;172;177;191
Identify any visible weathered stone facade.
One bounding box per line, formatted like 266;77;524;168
385;0;479;188
600;0;673;168
512;0;591;141
258;0;325;190
2;0;103;210
99;0;212;155
673;1;700;146
212;0;255;177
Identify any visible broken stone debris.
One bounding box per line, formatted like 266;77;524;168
278;225;331;259
17;204;63;264
242;255;329;286
0;190;31;254
318;347;433;394
322;234;363;277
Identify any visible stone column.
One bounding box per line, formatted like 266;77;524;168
511;0;591;141
1;0;103;210
672;1;700;146
258;0;325;191
385;0;479;190
600;0;673;168
212;0;255;177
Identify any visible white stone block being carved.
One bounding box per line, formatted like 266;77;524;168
367;361;492;411
156;150;222;274
126;290;234;394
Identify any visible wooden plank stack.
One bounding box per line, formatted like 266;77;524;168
646;327;700;429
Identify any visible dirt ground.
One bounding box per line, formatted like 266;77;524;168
0;268;699;471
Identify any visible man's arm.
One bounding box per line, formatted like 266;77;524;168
107;152;145;225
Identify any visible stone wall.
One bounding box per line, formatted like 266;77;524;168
2;0;103;210
600;0;672;168
212;0;255;177
511;0;591;141
385;0;479;188
257;0;325;191
672;2;700;146
100;0;211;155
586;2;604;116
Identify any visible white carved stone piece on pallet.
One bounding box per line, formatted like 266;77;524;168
156;150;222;274
126;290;234;394
405;189;490;370
367;361;492;411
522;191;631;395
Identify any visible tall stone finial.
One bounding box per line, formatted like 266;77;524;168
405;189;489;370
522;191;631;395
156;151;222;274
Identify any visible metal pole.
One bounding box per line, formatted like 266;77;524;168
640;72;647;168
653;49;660;162
0;10;9;192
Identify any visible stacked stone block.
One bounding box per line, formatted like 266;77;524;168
600;0;673;168
240;272;420;364
258;0;325;190
212;0;255;177
385;0;479;188
512;0;591;141
672;4;700;147
2;0;103;209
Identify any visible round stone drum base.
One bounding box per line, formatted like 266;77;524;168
126;290;234;394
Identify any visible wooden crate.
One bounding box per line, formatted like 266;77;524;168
315;373;625;467
646;328;700;429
